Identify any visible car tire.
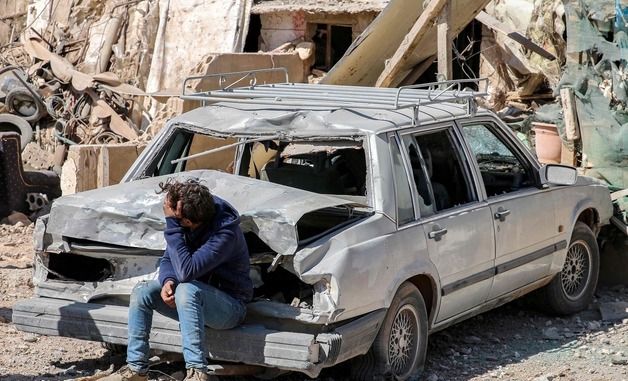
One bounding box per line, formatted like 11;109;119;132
541;222;600;315
351;282;428;381
5;87;45;123
0;113;33;149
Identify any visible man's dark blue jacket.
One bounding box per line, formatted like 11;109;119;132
157;196;253;302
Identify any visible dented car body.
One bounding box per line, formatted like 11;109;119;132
13;79;614;378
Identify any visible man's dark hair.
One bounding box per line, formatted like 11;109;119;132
157;178;215;224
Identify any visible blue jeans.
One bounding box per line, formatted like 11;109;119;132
126;280;246;373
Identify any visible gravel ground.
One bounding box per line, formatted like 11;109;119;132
0;223;627;381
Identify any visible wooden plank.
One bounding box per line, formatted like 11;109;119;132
437;0;452;80
475;11;556;61
97;147;110;188
61;145;100;195
399;55;436;86
561;142;577;166
560;87;581;141
376;0;449;87
98;145;145;187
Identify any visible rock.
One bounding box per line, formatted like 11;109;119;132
599;302;628;322
533;376;551;381
0;315;8;323
426;374;439;381
464;335;482;344
543;327;562;340
587;321;602;330
23;334;38;343
171;371;185;380
611;355;628;365
3;212;31;226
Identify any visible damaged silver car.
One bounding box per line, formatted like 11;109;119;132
13;70;614;380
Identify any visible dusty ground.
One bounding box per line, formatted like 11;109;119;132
1;224;627;381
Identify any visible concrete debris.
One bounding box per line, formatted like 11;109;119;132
542;327;562;340
599;302;628;322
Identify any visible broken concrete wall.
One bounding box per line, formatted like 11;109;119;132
0;0;27;46
145;0;252;93
257;11;376;51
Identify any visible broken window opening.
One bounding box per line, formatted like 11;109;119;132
404;129;477;213
311;23;353;71
46;253;114;282
412;19;483;85
239;139;367;197
244;14;262;52
461;123;535;197
142;129;237;177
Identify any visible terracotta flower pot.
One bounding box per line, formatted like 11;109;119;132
533;122;562;164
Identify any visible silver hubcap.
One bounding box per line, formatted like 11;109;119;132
388;304;419;377
560;239;592;301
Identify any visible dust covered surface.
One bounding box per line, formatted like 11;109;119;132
1;226;627;381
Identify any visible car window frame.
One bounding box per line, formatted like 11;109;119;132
397;123;483;221
455;116;542;202
388;132;418;227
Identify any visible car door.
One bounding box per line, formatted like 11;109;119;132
399;125;496;323
459;119;561;300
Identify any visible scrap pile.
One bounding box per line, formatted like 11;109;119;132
1;38;142;150
0;38;147;222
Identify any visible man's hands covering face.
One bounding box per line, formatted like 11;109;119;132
163;198;183;219
161;280;176;308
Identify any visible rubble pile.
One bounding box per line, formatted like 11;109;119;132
479;0;627;232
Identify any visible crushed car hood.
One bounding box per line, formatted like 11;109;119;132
46;170;365;255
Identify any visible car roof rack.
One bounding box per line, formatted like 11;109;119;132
181;68;489;125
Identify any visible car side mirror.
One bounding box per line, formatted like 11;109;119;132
540;164;577;185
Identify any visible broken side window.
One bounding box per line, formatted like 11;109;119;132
461;123;535;197
405;128;477;212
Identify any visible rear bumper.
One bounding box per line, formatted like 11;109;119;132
13;297;385;377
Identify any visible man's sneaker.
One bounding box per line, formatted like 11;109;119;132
183;368;215;381
99;365;148;381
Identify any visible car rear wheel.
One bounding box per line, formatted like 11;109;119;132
541;222;599;315
351;282;428;380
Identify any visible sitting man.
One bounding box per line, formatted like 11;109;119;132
104;178;253;381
